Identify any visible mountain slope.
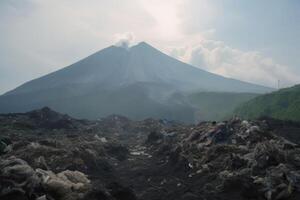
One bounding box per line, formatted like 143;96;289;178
188;92;259;121
234;84;300;121
4;42;272;96
0;42;273;122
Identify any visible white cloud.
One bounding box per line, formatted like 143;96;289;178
113;32;136;48
178;0;218;35
170;39;300;88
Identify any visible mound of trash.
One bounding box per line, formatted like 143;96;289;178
143;118;300;200
0;108;300;200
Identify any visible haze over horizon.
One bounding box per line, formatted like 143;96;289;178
0;0;300;94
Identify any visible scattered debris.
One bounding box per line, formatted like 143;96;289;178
0;108;300;200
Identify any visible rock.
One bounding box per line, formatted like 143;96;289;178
146;131;163;144
82;186;112;200
0;157;40;200
36;169;91;200
274;185;292;200
34;156;49;170
107;182;137;200
36;195;47;200
106;143;129;161
249;125;260;133
187;131;201;142
28;107;77;129
253;142;285;169
0;137;12;155
0;137;12;145
0;141;7;154
227;154;248;170
181;192;199;200
94;135;108;143
241;120;250;128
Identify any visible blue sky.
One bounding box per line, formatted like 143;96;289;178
0;0;299;94
213;0;300;69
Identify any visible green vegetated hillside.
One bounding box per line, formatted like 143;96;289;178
234;84;300;121
188;92;259;121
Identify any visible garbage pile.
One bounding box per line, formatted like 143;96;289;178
145;118;300;200
0;108;137;200
0;107;300;200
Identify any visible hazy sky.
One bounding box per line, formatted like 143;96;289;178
1;0;300;94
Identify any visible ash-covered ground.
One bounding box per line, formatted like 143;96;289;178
1;107;300;200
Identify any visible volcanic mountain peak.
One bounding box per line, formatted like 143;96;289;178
110;41;153;52
131;41;154;49
0;41;273;121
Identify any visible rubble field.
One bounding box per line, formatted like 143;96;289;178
1;107;300;200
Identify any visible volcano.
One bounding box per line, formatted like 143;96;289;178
0;42;272;122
